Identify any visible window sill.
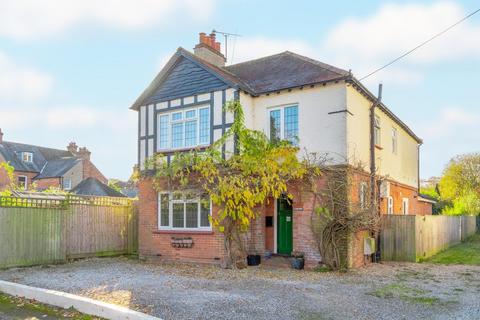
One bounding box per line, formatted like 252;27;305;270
375;145;383;150
156;145;210;154
153;230;214;235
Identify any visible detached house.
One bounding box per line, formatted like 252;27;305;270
0;129;107;192
132;32;431;267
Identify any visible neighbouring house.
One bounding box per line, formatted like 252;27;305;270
131;32;432;268
71;177;126;197
0;130;107;192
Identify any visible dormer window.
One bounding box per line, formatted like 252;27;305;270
21;152;33;163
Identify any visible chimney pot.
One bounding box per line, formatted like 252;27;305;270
0;128;3;144
194;31;226;67
67;141;78;153
77;147;91;161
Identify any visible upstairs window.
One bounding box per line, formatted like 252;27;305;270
157;106;210;151
158;192;211;230
391;127;398;154
374;116;381;146
21;152;33;163
268;105;298;145
17;176;27;190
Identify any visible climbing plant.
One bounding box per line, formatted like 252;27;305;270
150;100;320;268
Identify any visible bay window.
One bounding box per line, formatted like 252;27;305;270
158;192;211;230
268;105;298;144
157;106;210;150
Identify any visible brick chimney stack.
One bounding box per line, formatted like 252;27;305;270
77;147;91;161
194;31;226;67
0;128;3;144
67;142;78;154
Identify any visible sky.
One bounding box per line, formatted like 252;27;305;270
0;0;479;181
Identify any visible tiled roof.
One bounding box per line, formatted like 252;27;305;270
71;177;126;197
0;141;79;178
225;51;349;94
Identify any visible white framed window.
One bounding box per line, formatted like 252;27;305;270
17;175;27;190
402;198;409;215
267;105;298;145
158;192;212;230
387;196;394;214
157;106;210;151
374;116;381;146
359;182;368;209
63;178;72;190
391;127;398;154
21;152;33;163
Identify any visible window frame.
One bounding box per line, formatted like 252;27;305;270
402;198;409;215
157;192;212;231
374;115;381;146
266;104;299;144
63;178;72;191
21;152;33;163
157;105;210;151
391;127;398;154
17;175;27;190
387;196;394;214
359;182;368;210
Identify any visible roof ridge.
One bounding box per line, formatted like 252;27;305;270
282;51;349;76
2;140;72;155
226;51;289;68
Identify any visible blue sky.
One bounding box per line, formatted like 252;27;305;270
0;0;479;180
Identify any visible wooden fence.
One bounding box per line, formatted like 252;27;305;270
0;196;137;269
380;215;477;262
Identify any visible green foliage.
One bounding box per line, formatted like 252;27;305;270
151;100;320;267
108;179;122;193
436;153;480;215
0;162;16;196
442;190;480;215
420;186;448;214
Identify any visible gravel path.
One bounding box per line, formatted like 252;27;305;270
0;257;479;319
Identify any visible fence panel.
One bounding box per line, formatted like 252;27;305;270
381;215;477;262
380;215;416;261
0;195;137;268
0;207;66;268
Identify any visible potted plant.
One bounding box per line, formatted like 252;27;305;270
247;251;261;266
291;251;305;270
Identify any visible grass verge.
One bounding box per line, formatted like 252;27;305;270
0;293;104;319
424;233;480;265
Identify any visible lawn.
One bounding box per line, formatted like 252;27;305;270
0;293;103;319
425;233;480;265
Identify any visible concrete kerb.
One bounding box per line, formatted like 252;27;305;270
0;280;161;320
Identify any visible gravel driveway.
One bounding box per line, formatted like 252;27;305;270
0;257;479;320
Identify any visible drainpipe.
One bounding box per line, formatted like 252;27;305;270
370;83;382;211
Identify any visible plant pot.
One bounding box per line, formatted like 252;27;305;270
247;254;261;266
291;257;304;270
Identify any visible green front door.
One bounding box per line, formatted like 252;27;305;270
277;198;293;255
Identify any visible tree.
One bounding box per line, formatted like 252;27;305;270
0;162;16;196
150;100;320;268
439;153;480;215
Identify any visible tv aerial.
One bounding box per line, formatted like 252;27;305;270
212;29;241;61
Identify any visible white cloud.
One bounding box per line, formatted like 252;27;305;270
0;0;216;40
420;107;480;139
322;1;480;82
0;52;53;101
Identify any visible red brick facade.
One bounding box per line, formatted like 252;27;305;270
138;169;430;269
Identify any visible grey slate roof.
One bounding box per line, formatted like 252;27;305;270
71;178;126;197
225;51;349;94
0;141;79;178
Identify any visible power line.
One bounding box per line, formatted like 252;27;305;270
359;7;480;81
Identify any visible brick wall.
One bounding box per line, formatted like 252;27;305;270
34;177;61;190
82;159;107;184
137;177;225;264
